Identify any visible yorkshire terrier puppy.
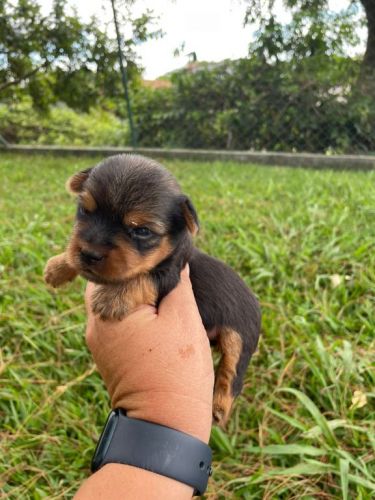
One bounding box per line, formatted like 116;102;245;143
44;154;261;426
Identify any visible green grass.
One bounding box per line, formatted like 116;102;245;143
0;153;374;499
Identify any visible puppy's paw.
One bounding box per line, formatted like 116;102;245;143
44;254;77;288
91;285;128;321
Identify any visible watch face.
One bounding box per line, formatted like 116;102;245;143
91;410;119;472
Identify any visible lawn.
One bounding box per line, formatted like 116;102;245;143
0;153;374;499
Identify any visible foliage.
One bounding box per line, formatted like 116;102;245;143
133;56;375;153
0;98;128;145
132;86;179;147
0;0;161;111
0;154;374;498
243;0;367;65
1;53;374;153
243;0;375;105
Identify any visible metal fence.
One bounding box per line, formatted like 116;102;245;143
131;58;375;156
1;56;374;158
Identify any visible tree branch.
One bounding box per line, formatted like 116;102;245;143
0;62;48;93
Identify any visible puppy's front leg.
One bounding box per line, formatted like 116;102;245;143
91;275;157;321
44;252;78;288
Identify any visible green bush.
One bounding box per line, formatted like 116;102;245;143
133;56;375;154
132;87;177;147
0;98;128;146
1;54;374;153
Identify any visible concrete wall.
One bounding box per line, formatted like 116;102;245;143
2;144;375;170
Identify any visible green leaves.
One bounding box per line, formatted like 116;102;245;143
244;0;363;61
131;53;374;153
0;100;128;146
0;0;160;111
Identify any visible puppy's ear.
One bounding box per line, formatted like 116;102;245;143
181;195;199;236
66;167;92;194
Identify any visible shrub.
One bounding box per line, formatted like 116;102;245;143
0;99;128;146
132;56;375;153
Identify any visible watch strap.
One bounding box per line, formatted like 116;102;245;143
91;409;212;496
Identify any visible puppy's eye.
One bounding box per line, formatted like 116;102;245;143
78;206;89;216
131;227;152;238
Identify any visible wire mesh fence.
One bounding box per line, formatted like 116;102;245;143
1;55;374;156
132;57;375;155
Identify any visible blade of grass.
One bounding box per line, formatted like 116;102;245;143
340;458;349;500
246;444;327;456
265;407;307;432
278;388;337;446
210;426;234;456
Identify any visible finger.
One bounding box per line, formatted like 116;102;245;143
85;314;96;352
85;281;96;315
157;266;201;321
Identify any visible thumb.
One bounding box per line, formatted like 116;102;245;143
157;266;201;322
85;281;96;316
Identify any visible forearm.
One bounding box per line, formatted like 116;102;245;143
75;463;193;500
78;270;214;499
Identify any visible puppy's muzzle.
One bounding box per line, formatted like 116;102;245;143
80;249;105;266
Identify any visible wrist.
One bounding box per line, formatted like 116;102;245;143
114;393;212;443
76;463;194;499
90;409;212;496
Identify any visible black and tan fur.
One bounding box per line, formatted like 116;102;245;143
44;154;261;426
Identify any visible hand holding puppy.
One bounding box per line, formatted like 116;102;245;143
85;267;214;443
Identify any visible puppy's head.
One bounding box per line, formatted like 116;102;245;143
66;154;198;284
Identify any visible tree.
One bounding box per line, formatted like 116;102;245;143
0;0;161;111
245;0;366;59
361;0;375;70
243;0;372;70
243;0;375;101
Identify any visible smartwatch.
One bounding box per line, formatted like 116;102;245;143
91;409;213;496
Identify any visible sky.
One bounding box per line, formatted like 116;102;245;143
39;0;365;79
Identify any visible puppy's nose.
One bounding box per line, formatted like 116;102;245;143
80;249;104;265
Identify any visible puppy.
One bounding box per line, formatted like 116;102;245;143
44;154;261;426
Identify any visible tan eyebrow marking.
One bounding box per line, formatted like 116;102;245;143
79;190;97;212
124;211;166;234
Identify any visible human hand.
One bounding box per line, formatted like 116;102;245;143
85;267;214;443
